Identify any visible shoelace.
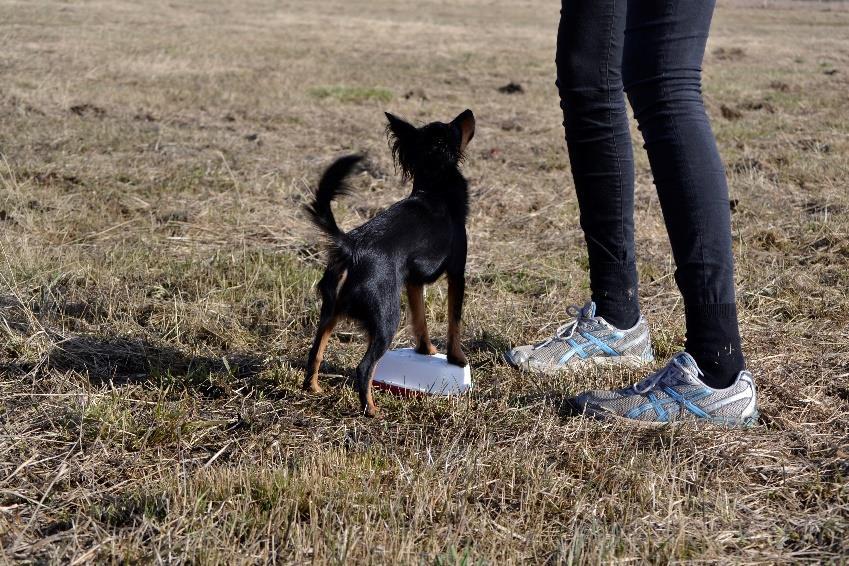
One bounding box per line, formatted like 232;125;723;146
633;355;704;394
533;304;593;350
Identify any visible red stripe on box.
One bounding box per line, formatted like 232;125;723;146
372;380;425;397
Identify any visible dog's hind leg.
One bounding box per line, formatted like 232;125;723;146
406;283;437;355
356;304;399;417
304;310;337;394
304;270;344;394
304;316;337;394
446;272;468;367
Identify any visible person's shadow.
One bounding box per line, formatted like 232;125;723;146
462;328;583;419
509;390;581;419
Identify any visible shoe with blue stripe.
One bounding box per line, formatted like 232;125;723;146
504;301;654;374
572;352;759;427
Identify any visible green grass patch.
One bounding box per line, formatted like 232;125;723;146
309;85;393;104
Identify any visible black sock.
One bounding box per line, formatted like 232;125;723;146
589;260;640;329
684;303;745;389
594;296;640;330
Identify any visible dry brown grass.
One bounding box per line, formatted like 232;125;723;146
1;0;848;563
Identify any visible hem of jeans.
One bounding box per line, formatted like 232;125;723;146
588;259;637;273
684;302;738;319
589;261;639;306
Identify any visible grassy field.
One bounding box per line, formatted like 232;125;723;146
2;0;848;563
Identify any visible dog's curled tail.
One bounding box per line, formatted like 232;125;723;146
305;154;363;253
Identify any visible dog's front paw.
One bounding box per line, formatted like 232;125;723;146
302;379;324;394
447;352;468;368
415;342;438;356
362;404;381;418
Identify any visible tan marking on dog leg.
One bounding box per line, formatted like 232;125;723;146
364;363;379;418
447;276;467;367
357;335;381;418
406;283;437;355
303;316;337;393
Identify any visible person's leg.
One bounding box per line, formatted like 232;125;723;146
556;0;639;330
622;0;744;388
503;0;653;372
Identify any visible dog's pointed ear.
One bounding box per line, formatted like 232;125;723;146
385;112;417;143
451;109;475;152
385;112;417;180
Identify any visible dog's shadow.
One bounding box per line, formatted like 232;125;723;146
289;359;355;391
45;335;265;398
464;329;512;357
44;334;362;400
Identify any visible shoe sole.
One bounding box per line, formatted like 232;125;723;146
572;400;760;428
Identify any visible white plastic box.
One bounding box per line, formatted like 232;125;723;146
372;348;473;396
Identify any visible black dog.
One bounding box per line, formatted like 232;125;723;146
304;109;475;417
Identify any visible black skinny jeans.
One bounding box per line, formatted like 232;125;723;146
556;0;744;386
